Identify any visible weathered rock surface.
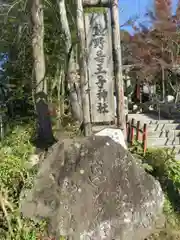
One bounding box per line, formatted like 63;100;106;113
95;128;127;150
20;136;164;240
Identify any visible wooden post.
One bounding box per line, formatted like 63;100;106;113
143;123;147;155
136;120;140;141
111;0;126;137
76;0;92;136
130;118;135;144
32;0;56;149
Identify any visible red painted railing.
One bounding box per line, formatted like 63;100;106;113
126;115;147;154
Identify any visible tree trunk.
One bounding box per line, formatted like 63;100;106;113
57;0;82;122
31;0;46;93
31;0;56;149
76;0;92;136
111;0;126;137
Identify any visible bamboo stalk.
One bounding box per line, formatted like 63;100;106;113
76;0;92;136
111;0;126;137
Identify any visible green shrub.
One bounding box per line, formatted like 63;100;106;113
0;123;46;240
129;140;144;156
163;196;180;228
130;143;180;189
145;148;180;189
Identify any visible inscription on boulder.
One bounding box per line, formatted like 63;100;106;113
85;9;115;122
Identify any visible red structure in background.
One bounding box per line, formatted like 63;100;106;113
126;116;147;155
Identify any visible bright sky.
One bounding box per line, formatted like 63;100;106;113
120;0;179;33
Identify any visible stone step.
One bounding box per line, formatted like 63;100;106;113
127;114;166;124
148;130;180;138
128;118;180;127
148;119;180;124
147;137;180;147
148;123;180;131
128;115;180;126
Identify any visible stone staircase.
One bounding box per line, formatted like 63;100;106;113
145;119;180;160
128;114;180;160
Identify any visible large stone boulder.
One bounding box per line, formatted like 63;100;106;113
21;136;164;240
